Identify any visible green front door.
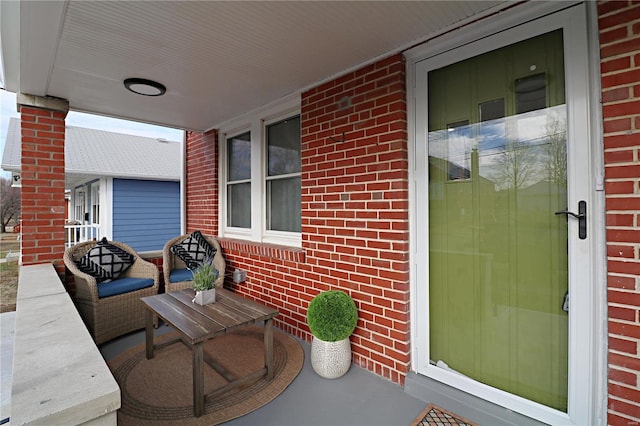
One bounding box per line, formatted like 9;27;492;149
427;29;568;411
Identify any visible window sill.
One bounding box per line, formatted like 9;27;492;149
218;238;305;263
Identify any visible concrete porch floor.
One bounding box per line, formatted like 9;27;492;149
98;321;428;426
1;312;15;425
99;321;545;426
3;310;546;426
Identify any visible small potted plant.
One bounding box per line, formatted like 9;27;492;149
191;258;219;305
306;290;358;379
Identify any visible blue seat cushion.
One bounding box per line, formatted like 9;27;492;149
98;277;154;298
169;268;194;283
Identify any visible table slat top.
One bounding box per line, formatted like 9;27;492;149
141;288;278;344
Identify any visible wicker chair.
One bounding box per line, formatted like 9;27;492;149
163;234;226;293
64;240;159;345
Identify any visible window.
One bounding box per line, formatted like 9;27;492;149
227;132;251;228
219;96;301;246
479;98;505;122
266;116;301;232
515;73;546;114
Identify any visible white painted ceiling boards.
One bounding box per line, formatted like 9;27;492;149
1;1;507;131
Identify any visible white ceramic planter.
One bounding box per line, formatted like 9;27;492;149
310;336;351;379
193;288;216;305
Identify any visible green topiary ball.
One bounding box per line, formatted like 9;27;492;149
307;290;358;342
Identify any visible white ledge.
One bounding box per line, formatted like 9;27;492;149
11;263;120;425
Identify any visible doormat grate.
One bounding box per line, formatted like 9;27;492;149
410;403;477;426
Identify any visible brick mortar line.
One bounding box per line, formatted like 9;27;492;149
602;111;640;119
600;37;640;49
608;283;640;292
602;97;640;107
607;258;640;263
604;197;640;202
607;271;640;277
607;396;640;413
604;146;640;151
607;363;640;375
607;410;638;425
603;131;640;137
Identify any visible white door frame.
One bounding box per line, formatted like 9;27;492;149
406;3;605;425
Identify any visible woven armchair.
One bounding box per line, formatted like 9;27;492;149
64;240;159;345
163;234;226;293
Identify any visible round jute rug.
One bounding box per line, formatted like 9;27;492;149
108;326;304;425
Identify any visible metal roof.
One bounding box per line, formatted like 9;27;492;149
2;118;181;187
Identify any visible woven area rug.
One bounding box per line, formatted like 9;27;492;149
108;326;303;425
411;403;478;426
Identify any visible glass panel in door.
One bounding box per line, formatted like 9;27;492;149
74;189;86;223
91;182;100;224
427;29;568;411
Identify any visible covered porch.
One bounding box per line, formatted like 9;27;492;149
2;1;639;425
1;264;540;425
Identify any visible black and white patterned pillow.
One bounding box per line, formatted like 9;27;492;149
76;238;136;282
170;231;217;270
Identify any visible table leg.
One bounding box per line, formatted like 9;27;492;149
193;342;204;417
264;318;274;380
145;309;154;359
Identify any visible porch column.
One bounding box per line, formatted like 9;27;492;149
17;93;69;273
185;129;219;235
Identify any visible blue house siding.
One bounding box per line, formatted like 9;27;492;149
112;179;180;251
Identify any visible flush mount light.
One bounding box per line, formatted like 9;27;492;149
123;78;166;96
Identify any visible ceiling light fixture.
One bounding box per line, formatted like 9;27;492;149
123;78;166;96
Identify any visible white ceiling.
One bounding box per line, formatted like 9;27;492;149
1;1;508;132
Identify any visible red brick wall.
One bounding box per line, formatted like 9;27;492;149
600;1;640;424
185;54;410;384
220;239;309;341
301;53;410;383
185;129;218;233
19;106;67;272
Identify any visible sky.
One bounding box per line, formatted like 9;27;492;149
0;89;184;177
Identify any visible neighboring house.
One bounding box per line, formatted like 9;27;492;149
2;2;639;425
1;118;181;252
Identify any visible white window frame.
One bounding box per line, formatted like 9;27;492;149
218;94;301;247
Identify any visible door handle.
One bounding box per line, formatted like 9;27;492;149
562;291;569;313
555;200;587;239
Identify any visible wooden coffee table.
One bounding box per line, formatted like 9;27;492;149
141;288;279;417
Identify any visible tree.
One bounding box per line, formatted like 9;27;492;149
0;177;20;233
542;116;567;187
492;114;567;191
492;138;541;191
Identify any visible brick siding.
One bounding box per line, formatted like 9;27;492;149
185;129;218;233
184;1;640;412
600;1;640;424
300;53;410;383
19;106;67;274
13;0;632;421
185;54;410;384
